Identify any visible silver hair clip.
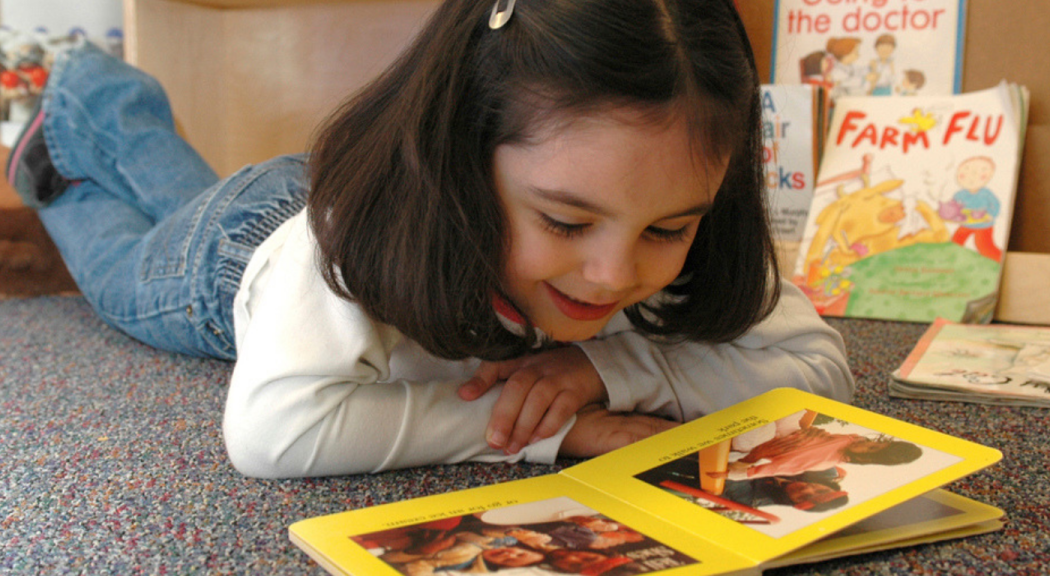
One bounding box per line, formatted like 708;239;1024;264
489;0;516;30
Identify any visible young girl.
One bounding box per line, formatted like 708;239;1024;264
7;0;853;478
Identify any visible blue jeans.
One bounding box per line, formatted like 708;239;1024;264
37;44;308;360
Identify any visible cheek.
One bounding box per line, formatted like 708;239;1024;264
504;226;569;284
640;244;691;289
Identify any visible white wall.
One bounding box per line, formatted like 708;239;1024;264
1;0;122;44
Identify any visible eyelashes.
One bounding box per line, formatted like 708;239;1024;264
644;225;691;242
538;213;692;243
539;213;588;239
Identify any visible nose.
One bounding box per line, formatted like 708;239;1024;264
581;242;639;293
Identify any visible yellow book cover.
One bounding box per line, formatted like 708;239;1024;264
289;388;1002;575
768;489;1004;567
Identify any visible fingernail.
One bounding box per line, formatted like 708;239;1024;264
506;442;522;455
488;430;507;448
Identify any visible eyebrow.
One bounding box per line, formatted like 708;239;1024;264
530;187;713;220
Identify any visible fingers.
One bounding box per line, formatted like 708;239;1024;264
457;361;501;400
458;357;531;401
467;347;608;455
486;366;550;453
486;369;585;455
529;392;579;444
560;408;679;458
606;414;677;450
484;367;533;451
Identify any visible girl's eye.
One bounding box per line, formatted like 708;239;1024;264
645;225;691;243
539;213;589;238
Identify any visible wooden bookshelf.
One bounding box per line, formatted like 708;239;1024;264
123;0;440;176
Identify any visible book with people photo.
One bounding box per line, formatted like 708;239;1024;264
790;82;1029;323
289;388;1003;575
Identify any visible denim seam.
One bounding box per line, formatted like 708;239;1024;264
44;88;123;185
188;172;255;309
188;161;306;319
214;196;306;295
197;164;307;357
140;188;210;281
39;50;72;178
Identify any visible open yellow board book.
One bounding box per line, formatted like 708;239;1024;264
290;388;1002;575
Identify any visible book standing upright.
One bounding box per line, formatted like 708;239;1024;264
761;84;828;271
791;82;1028;323
770;0;968;97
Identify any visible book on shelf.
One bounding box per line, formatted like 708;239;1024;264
289;388;1003;576
769;0;968;98
890;317;1050;407
791;82;1029;323
761;83;828;271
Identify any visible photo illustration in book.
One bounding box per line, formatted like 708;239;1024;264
290;389;1005;575
634;409;962;539
791;84;1026;322
770;0;967;97
349;496;696;575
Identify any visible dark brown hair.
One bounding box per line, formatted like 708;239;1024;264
846;440;922;465
308;0;778;360
903;69;926;89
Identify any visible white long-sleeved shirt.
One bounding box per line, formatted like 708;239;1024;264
222;211;854;478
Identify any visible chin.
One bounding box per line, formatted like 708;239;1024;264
542;322;605;343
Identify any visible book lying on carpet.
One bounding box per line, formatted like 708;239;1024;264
769;0;968;97
890;317;1050;407
289;388;1003;575
791;82;1029;323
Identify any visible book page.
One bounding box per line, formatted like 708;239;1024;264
768;489;1004;567
289;390;1002;575
562;388;1001;564
290;474;757;576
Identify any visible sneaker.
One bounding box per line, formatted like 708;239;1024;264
5;96;71;209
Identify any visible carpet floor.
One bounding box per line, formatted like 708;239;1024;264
1;296;1047;574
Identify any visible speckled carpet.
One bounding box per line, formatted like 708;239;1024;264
1;296;1047;574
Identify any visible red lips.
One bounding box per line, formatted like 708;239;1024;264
544;283;618;321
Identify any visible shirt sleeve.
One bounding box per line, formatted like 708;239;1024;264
575;280;855;422
222;215;570;478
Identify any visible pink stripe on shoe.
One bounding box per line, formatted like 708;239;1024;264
7;107;46;185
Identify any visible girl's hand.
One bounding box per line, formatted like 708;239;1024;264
560;404;678;458
457;346;607;455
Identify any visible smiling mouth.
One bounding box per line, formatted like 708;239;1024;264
544;283;619;321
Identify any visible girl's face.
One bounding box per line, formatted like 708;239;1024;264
494;107;726;342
